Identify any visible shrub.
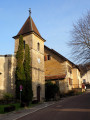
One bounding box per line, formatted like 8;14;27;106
16;80;33;104
15;36;33;105
45;82;59;101
3;93;13;101
4;105;15;112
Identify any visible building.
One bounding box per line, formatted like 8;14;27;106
0;12;82;100
44;46;82;93
82;70;90;84
0;55;15;98
79;63;90;85
0;14;45;101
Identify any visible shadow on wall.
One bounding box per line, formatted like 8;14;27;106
16;81;45;102
3;56;15;98
0;90;5;99
32;82;45;102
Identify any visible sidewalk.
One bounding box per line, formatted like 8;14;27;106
0;94;84;120
0;101;56;120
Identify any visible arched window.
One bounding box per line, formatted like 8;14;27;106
37;42;40;51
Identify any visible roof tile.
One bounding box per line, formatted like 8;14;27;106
45;74;66;80
15;16;41;38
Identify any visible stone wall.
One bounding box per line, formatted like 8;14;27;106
0;55;15;99
44;47;69;93
14;33;45;101
72;68;82;88
44;47;66;76
44;47;82;93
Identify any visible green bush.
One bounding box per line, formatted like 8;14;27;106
45;82;59;101
15;36;33;105
3;93;13;101
16;80;33;104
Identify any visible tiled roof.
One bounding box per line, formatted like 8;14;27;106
13;16;42;39
45;74;66;81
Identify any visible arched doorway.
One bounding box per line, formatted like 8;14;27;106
37;86;40;102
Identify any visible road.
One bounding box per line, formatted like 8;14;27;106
17;93;90;120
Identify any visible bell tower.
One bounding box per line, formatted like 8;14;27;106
13;9;46;101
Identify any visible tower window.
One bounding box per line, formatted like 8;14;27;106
47;55;51;60
23;40;25;49
44;55;51;61
37;42;40;51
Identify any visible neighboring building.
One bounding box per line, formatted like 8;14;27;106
72;67;82;88
79;63;90;85
0;55;15;98
44;46;82;93
82;70;90;84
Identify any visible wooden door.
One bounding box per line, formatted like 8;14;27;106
37;86;40;102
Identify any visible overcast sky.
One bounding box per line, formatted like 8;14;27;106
0;0;90;64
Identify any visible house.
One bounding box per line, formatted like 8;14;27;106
82;70;90;84
79;63;90;85
44;46;82;93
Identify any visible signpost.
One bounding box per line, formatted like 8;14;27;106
20;85;23;103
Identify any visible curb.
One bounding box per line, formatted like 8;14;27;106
13;102;55;120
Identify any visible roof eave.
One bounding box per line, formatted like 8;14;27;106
44;45;76;67
13;31;46;42
45;78;65;81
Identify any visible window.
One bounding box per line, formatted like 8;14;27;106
44;55;51;61
68;66;72;74
69;78;72;85
47;55;51;60
23;40;25;49
83;79;86;83
37;43;40;51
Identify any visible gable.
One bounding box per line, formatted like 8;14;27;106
44;45;66;63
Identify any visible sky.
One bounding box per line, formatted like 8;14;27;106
0;0;90;64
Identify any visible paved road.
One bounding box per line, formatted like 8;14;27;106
17;93;90;120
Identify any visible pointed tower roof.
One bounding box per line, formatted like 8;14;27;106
17;16;41;36
13;16;45;41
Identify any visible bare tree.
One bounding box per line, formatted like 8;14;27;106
78;62;90;77
69;11;90;64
